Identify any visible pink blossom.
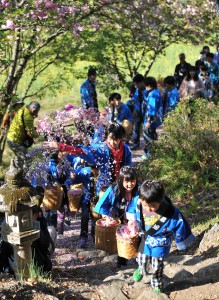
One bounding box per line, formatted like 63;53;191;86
1;19;16;30
45;0;58;10
36;0;43;9
73;30;80;39
81;5;90;11
64;104;74;111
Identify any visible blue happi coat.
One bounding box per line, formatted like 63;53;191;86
67;155;86;171
71;142;132;195
142;88;163;128
135;198;195;258
132;88;148;115
94;184;138;221
114;102;133;123
80;80;97;108
164;87;179;115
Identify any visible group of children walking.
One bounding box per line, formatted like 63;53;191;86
0;52;202;295
42;119;195;295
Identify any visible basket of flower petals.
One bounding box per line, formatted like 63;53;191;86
116;223;140;259
67;183;84;212
95;217;121;254
43;184;64;210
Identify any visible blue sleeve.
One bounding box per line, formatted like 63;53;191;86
172;211;195;250
118;104;132;123
93;186;114;215
80;81;91;108
168;89;179;109
126;195;139;220
118;104;132;122
123;144;132;167
147;92;159;116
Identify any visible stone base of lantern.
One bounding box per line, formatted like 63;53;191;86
1;221;40;281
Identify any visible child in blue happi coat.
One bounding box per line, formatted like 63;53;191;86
142;77;163;159
45;150;72;234
109;93;133;144
163;76;180;116
94;166;139;267
133;180;195;294
67;164;99;248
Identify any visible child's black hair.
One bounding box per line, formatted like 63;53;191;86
87;163;98;169
200;65;209;72
88;68;96;77
107;123;125;139
163;76;175;86
139;180;165;203
132;74;145;83
206;52;214;59
117;166;138;198
145;76;157;89
109;92;121;102
50;150;59;161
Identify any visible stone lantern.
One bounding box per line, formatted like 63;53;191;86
0;160;41;280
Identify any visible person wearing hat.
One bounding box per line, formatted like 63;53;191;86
7;101;40;172
1;101;24;138
80;68;98;111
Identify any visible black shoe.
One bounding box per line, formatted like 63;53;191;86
130;144;139;150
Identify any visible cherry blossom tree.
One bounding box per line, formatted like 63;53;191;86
0;0;120;122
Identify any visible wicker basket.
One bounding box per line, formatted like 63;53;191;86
95;218;121;254
43;185;64;210
90;197;102;221
122;119;133;136
68;183;84;212
116;225;140;259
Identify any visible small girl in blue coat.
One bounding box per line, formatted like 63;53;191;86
133;180;195;294
94;166;139;267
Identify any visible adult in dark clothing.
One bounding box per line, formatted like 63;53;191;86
174;53;191;89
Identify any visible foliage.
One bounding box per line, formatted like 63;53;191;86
0;0;122;118
139;99;219;201
28;260;52;284
75;0;219;89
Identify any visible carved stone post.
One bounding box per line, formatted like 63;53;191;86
0;159;42;281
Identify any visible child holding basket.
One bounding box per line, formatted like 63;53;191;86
133;180;195;294
94;166;139;267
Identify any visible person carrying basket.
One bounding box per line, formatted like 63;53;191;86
94;166;139;268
